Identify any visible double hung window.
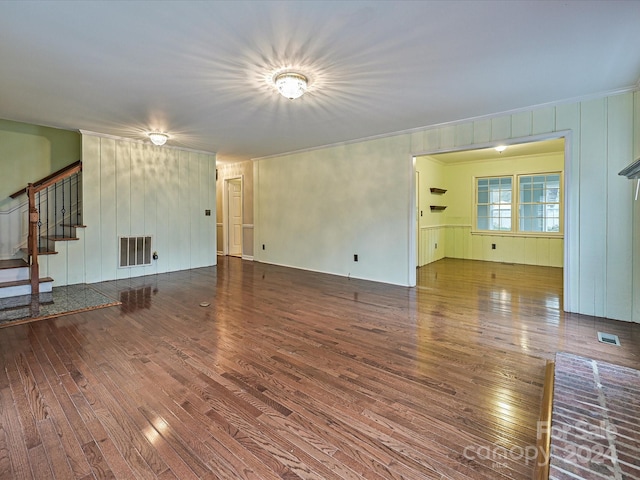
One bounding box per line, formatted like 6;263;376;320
476;177;512;231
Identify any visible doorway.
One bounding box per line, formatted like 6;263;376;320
225;177;243;257
412;134;570;308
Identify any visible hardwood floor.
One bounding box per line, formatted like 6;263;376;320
0;257;639;479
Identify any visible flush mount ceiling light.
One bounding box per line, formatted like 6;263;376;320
274;72;308;100
148;132;168;146
495;145;507;153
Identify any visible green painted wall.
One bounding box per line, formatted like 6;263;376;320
0;119;81;204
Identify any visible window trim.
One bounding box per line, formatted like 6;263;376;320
472;172;563;237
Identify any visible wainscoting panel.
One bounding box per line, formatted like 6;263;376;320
216;223;224;254
243;224;254;259
428;224;563;268
0;201;27;260
444;225;471;260
418;225;446;266
467;234;563;267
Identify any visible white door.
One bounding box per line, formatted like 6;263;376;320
227;179;242;256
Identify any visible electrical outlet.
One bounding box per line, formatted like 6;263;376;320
262;244;265;250
354;254;358;262
492;243;496;250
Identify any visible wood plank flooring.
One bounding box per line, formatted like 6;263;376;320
0;257;639;479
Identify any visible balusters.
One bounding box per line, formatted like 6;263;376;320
44;187;48;252
29;170;83;253
37;190;42;253
76;172;81;226
54;181;58;243
61;177;66;238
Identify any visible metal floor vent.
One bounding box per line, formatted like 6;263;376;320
597;332;621;346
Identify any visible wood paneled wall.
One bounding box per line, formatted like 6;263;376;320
418;226;446;265
0;202;25;260
81;134;216;283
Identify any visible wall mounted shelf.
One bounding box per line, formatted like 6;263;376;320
430;187;447;194
430;205;447;211
618;157;640;179
619;158;640;200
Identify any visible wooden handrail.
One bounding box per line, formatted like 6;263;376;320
10;160;82;199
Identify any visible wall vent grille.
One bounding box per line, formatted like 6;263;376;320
119;236;152;267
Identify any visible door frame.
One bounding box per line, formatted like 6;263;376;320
222;175;243;256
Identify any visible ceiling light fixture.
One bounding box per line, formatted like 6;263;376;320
274;72;308;100
148;132;168;146
495;145;507;153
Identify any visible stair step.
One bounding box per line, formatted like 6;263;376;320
0;260;30;283
0;277;53;289
0;259;29;270
42;236;79;241
60;224;86;228
0;277;54;299
20;247;58;255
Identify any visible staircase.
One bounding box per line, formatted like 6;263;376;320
0;161;82;308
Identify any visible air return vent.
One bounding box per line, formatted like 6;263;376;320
597;332;621;346
119;236;152;267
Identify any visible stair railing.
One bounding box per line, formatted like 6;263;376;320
12;161;82;297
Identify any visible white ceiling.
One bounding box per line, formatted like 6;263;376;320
1;1;639;164
423;138;565;164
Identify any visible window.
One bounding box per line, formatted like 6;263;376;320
518;174;560;233
475;173;561;235
476;177;512;231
